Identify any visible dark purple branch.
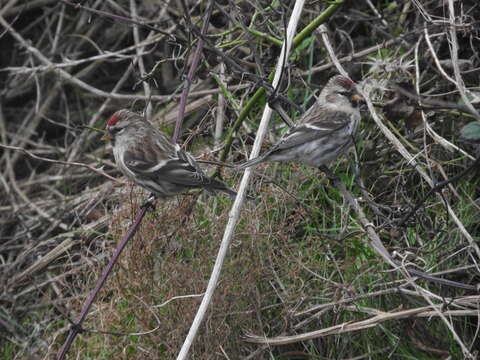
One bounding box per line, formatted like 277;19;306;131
56;205;151;360
172;0;214;143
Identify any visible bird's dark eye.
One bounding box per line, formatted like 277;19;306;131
110;126;124;134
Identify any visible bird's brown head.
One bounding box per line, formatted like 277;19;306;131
102;109;142;143
321;75;364;110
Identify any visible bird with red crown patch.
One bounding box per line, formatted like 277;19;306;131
103;109;240;199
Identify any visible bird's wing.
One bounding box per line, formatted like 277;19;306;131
273;111;351;151
123;133;212;187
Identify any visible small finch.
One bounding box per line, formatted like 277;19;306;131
103;109;238;199
235;75;364;169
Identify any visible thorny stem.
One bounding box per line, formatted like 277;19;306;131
56;203;153;360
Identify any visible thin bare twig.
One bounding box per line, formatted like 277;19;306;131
398;155;480;227
214;62;227;145
129;0;152;120
60;0;174;38
172;0;214;143
0;143;122;183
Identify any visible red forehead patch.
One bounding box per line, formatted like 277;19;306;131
107;115;119;127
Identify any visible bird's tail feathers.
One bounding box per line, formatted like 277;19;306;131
234;155;265;170
207;178;255;200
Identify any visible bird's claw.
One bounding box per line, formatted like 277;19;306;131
141;194;156;210
267;92;280;108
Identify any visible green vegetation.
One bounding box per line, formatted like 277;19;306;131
1;0;479;359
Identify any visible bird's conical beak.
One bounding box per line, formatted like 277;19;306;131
351;94;364;103
101;132;113;142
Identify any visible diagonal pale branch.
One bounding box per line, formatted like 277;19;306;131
319;24;480;259
245;305;479;345
13;238;75;283
364;96;480;259
176;1;307;359
319;24;478;358
446;0;480;120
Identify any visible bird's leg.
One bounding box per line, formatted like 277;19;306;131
267;93;297;128
319;165;339;184
140;193;156;209
250;39;299;128
345;153;367;191
347;135;368;191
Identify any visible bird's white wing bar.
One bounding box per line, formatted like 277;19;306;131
303;123;331;131
141;160;169;173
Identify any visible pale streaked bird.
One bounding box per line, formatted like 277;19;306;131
235;75;363;169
